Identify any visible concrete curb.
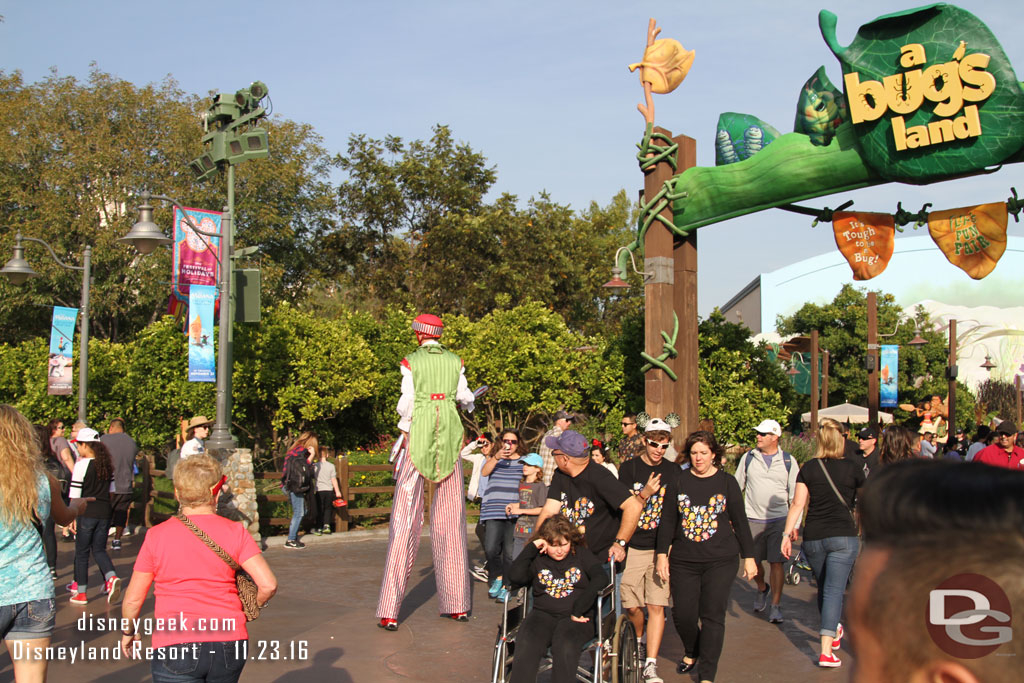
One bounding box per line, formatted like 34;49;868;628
261;522;477;548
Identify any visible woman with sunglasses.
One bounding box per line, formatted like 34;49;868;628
120;455;277;682
656;430;757;683
480;429;525;601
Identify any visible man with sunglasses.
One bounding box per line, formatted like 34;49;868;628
617;413;646;463
617;417;682;683
972;420;1024;469
735;419;798;624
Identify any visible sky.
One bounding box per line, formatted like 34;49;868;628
2;0;1022;316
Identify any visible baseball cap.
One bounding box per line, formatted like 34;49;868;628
553;410;576;423
754;419;782;437
857;427;878;440
521;453;544;468
76;427;101;442
545;430;588;458
995;420;1018;435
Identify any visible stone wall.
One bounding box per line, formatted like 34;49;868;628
214;447;260;541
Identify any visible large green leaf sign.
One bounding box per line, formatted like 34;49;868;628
821;3;1024;184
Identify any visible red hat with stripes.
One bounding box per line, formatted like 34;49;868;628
412;313;444;338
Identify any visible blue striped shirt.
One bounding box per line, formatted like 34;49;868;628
480;458;524;521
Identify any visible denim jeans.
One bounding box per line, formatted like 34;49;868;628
0;598;56;639
802;536;859;637
74;516;115;590
483;518;514;583
287;492;305;541
151;640;246;683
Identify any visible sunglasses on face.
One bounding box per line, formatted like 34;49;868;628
503;439;518;445
621;421;634;426
755;432;771;437
646;440;670;450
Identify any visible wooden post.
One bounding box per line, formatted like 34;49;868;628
821;350;830;410
337;456;350;532
811;330;820;434
867;292;879;429
947;319;957;437
643;128;697;450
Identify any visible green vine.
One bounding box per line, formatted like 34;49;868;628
635;122;678;173
640;312;680;381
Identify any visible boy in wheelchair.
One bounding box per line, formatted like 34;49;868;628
503;514;608;683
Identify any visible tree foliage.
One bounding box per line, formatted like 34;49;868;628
776;285;953;412
0;68;338;343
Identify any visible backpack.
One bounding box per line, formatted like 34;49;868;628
45;454;71;497
283;454;313;494
743;450;793;498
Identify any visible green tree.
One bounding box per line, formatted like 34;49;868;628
776;285;950;413
0;68;338;343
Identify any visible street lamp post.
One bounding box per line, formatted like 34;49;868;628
122;192;236;451
1;233;92;423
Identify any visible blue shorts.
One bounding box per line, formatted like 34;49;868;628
0;598;56;640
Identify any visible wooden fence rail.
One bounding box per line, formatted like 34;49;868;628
141;455;474;534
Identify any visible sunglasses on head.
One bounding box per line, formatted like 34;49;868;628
646;440;670;450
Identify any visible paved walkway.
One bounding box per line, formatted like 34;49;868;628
2;527;855;682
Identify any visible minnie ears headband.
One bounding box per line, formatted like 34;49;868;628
636;412;681;433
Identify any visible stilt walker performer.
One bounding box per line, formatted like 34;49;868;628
377;313;476;630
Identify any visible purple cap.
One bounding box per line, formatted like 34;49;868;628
545;430;588;458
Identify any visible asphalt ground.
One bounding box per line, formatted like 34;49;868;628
1;526;856;682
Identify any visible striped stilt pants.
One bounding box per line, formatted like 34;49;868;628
376;452;471;620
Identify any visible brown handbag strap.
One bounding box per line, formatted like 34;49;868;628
175;512;241;571
816;459;856;522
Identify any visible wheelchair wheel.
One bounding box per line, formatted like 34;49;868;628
610;615;640;683
491;628;514;683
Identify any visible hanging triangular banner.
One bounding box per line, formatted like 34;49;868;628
832;211;895;280
928;203;1008;280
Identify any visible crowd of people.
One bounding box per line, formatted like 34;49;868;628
3;312;1024;683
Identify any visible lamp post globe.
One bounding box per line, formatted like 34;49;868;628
0;241;39;285
122;194;174;254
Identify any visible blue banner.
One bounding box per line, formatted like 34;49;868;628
879;344;899;409
48;306;78;395
187;285;216;383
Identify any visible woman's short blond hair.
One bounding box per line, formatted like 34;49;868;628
174;455;223;508
816;418;846;460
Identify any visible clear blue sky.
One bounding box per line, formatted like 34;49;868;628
2;0;1022;315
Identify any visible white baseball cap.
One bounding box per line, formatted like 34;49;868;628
76;427;101;442
754;419;782;437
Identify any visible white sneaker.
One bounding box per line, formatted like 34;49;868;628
108;527;116;537
642;660;663;683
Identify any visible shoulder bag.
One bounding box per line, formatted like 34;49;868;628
816;459;857;524
175;512;261;621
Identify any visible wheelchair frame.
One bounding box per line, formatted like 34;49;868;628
491;558;641;683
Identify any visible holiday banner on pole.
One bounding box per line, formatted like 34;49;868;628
171;207;222;311
879;344;899;409
47;306;78;395
187;285;216;383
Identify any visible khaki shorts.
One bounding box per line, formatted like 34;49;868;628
620;548;671;608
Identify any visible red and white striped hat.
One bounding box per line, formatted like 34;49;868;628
412;313;444;338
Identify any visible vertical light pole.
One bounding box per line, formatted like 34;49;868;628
867;291;879;429
947;319;957;435
121;192;236;450
1;233;92;423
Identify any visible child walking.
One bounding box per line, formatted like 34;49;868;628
506;514;608;683
313;447;345;535
505;453;547;558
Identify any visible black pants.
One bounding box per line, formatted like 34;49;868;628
315;490;335;528
483;519;515;583
510;609;592;683
669;556;738;682
42;515;56;572
74;516;116;590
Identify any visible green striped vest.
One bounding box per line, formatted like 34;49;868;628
407;344;464;482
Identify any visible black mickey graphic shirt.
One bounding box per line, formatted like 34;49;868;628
657;468;755;563
507;542;609;618
617;456;682;550
547;460;631;558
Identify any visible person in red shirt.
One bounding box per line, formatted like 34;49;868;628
972;421;1024;470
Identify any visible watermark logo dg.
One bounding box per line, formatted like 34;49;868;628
927;573;1012;659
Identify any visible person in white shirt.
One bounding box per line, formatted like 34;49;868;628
179;416;212;460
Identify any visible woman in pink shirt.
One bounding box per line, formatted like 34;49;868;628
120;455;277;682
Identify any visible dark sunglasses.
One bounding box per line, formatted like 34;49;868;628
755;431;773;437
503;439;518;445
646;440;670;450
621;421;634;426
